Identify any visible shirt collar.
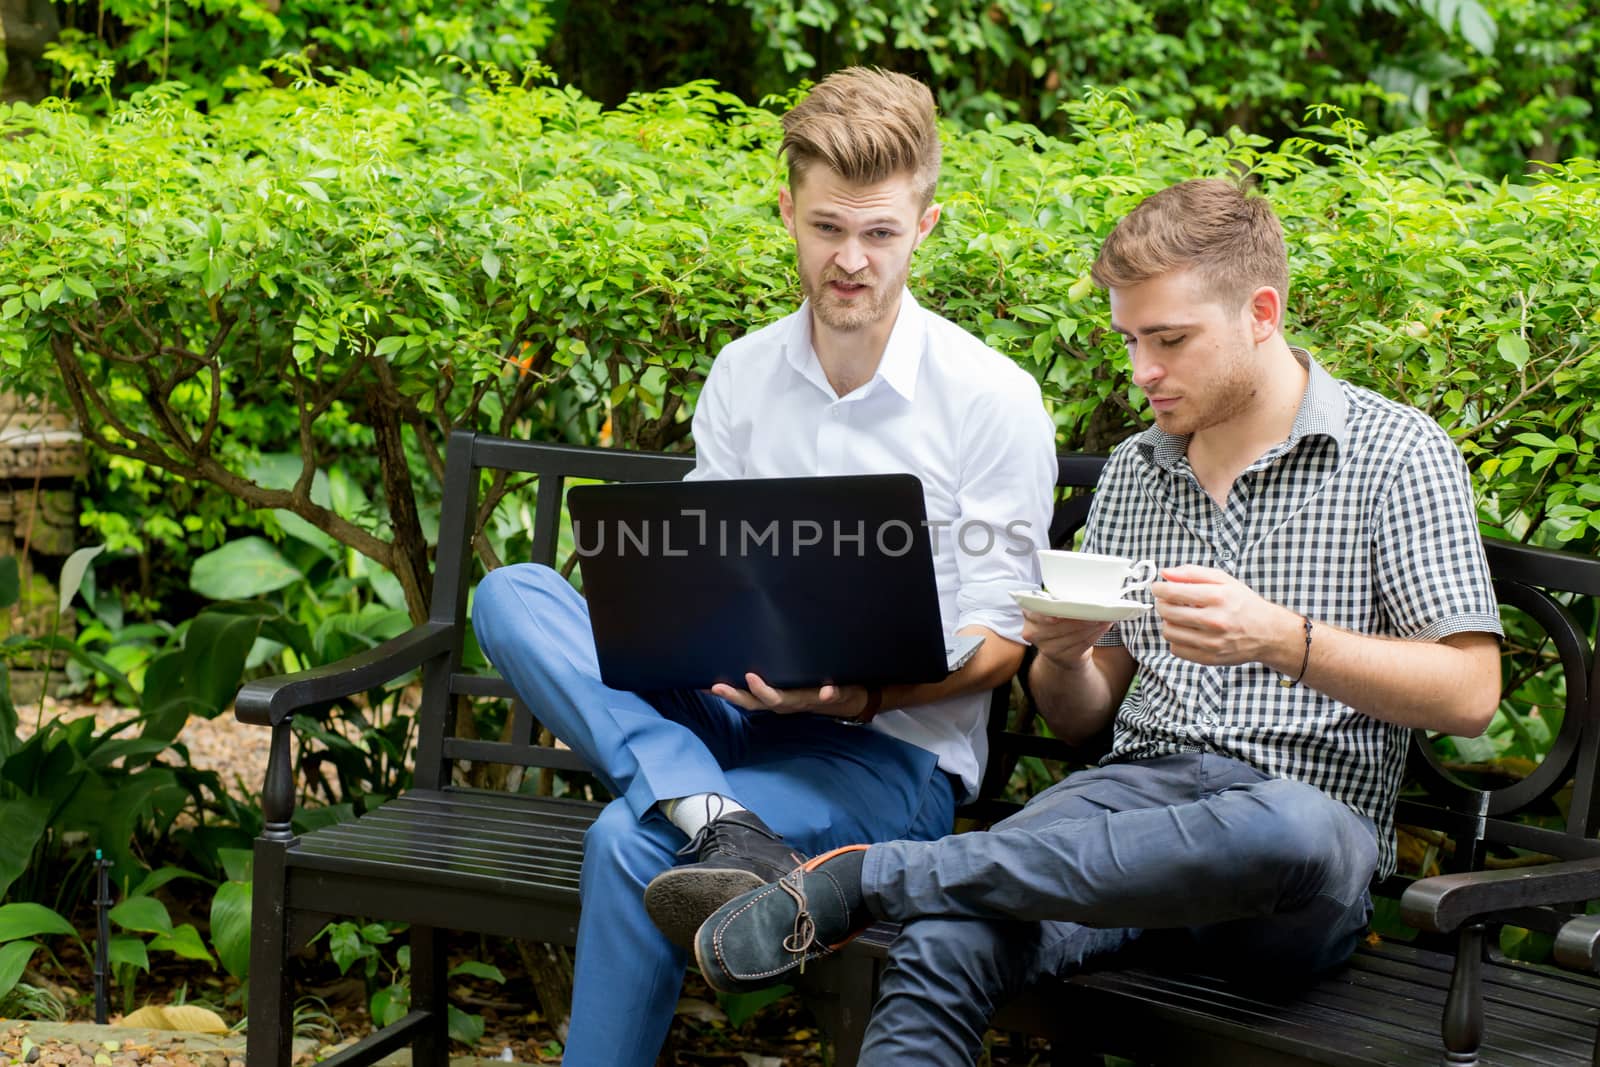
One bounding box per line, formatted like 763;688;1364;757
1138;346;1349;471
784;289;927;402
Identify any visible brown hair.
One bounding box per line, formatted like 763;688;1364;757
1091;178;1289;310
780;67;941;208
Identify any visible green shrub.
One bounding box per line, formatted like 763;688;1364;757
1;75;1596;632
42;0;553;107
34;0;1597;181
729;0;1598;180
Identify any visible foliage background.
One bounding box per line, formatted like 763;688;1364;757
28;0;1600;180
3;74;1596;618
0;0;1597;1039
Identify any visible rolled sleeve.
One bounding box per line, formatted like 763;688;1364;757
952;384;1057;643
685;352;743;482
1374;424;1503;642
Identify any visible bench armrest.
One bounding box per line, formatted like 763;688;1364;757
234;621;457;727
1399;856;1600;934
1555;914;1600;971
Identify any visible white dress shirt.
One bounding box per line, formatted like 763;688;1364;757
686;290;1057;799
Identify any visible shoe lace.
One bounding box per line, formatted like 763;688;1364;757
779;869;817;973
674;794;732;859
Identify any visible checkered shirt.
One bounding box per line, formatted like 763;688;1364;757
1082;352;1503;877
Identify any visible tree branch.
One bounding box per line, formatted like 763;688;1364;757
1455;343;1592;440
51;333;398;569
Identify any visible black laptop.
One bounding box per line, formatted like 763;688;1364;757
567;474;983;692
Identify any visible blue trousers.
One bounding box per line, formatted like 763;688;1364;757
858;752;1379;1066
472;564;956;1066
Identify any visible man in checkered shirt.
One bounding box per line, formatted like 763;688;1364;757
687;178;1506;1065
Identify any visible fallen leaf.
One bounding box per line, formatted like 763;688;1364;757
121;1006;229;1034
163;1006;228;1034
672;998;726;1025
122;1008;169;1030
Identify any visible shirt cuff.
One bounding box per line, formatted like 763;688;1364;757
957;605;1025;644
1406;613;1505;643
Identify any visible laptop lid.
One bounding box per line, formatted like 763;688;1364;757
567;474;952;692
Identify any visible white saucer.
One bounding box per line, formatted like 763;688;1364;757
1010;589;1153;622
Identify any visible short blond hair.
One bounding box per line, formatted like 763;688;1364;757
1092;179;1289;310
780;67;941;208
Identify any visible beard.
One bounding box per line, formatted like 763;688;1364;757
1150;334;1260;437
800;257;911;332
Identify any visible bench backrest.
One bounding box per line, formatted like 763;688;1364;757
413;432;694;791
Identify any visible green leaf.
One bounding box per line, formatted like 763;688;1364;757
148;923;215;963
141;609;264;739
64;276;97;300
110;895;173;936
298;180;330;203
0;901;76;943
210;881;252;980
131;866;207;898
447;1004;485;1046
270;509;340;557
108;935;149;973
371;983;409;1028
217;848;253;884
39;279;63;305
0;940;42;1002
448;960;505;983
718;984;792;1029
1496;334;1529;369
1454;0;1497;55
58;544;106;616
481;249;501;281
190;537;303;599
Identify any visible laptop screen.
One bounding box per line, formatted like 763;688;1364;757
568;474;951;691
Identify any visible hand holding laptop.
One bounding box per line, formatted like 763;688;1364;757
710;673;873;718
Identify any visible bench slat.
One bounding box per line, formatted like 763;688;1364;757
1058;945;1600;1066
304;822;585;867
287;790;596;894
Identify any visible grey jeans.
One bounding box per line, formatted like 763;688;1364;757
858;752;1379;1066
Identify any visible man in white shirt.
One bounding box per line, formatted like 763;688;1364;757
472;67;1055;1067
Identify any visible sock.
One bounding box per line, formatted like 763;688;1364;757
819;846;873;928
664;792;746;838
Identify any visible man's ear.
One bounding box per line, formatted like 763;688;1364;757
1247;284;1283;343
913;202;941;250
779;187;797;239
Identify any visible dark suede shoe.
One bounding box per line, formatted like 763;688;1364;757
644;810;804;948
694;845;871;993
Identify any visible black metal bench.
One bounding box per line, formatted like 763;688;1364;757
238;431;1600;1067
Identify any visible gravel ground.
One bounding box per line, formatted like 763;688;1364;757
17;699;272;792
0;1022;247;1067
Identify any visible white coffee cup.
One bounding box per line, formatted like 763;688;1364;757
1038;550;1157;604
